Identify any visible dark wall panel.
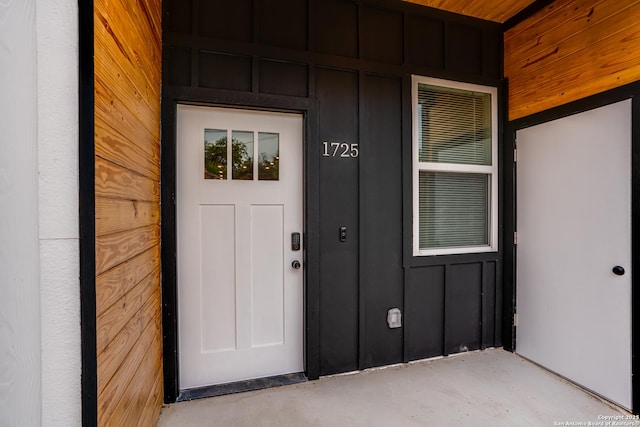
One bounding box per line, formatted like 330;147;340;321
483;32;501;80
259;60;308;97
316;67;360;375
494;260;503;348
165;0;192;34
446;23;483;76
446;263;482;354
259;0;308;50
405;266;444;361
361;74;403;368
407;15;444;69
361;6;403;64
198;0;253;42
312;0;358;58
163;0;504;390
165;47;191;87
482;261;497;347
198;52;252;91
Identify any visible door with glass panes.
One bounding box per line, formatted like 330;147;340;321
177;105;304;389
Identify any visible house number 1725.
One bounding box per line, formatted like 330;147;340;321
322;141;359;158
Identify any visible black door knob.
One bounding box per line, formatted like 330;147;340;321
612;266;625;276
292;260;301;269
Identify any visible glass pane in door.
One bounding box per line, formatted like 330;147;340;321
258;132;279;181
232;130;254;180
204;129;227;180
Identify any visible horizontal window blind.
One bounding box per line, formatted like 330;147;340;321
419;172;488;249
417;83;491;166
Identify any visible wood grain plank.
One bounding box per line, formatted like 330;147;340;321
510;59;640;119
507;12;640;97
112;0;162;56
94;71;158;146
94;0;162;424
96;268;159;355
141;0;162;44
95;116;159;181
508;17;640;119
506;0;637;71
115;0;161;63
94;0;161;63
94;0;161;95
95;58;160;143
94;14;160;149
98;308;161;426
96;246;160;317
454;0;533;23
103;328;162;427
95;157;160;202
96;224;160;275
504;0;575;43
97;288;160;397
504;0;595;47
135;368;163;427
506;0;640;119
96;197;160;237
403;0;535;22
505;0;606;65
93;64;159;145
95;73;159;152
94;0;161;84
95;95;158;174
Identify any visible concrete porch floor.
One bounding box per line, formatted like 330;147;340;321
157;349;638;426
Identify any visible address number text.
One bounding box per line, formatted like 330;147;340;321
322;141;359;158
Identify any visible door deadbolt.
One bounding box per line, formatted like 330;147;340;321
292;260;301;269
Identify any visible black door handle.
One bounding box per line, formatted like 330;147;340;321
292;260;301;269
612;266;625;276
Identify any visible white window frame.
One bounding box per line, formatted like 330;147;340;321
412;75;499;256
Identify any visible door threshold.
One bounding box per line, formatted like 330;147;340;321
177;372;308;402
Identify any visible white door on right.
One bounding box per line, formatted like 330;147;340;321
516;100;632;410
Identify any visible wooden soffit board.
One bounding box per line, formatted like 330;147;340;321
403;0;537;22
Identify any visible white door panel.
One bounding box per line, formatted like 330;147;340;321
177;105;304;389
516;100;632;409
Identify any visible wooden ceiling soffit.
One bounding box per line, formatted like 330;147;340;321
402;0;537;23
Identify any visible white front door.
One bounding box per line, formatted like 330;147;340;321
177;105;304;390
516;100;632;409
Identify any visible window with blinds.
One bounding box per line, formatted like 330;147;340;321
412;76;498;256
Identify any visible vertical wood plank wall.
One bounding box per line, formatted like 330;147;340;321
94;0;163;425
505;0;640;120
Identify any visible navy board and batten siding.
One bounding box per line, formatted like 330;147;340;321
161;0;504;401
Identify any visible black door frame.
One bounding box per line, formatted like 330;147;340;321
160;89;320;403
503;81;640;413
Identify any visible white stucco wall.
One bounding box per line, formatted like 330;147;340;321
0;1;42;425
0;0;80;425
36;0;81;425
